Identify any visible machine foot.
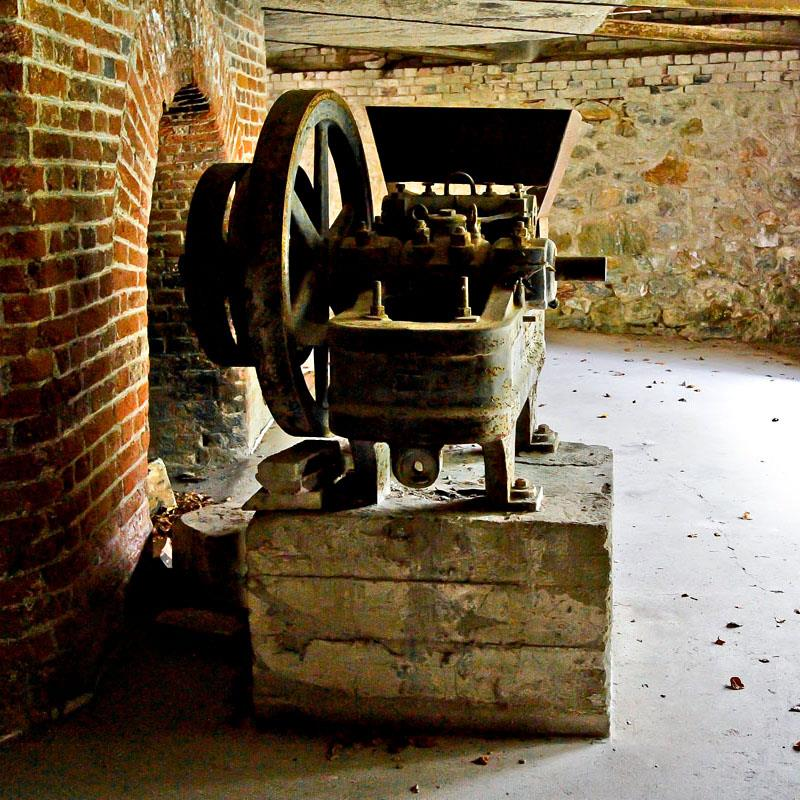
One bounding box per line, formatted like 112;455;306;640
482;434;544;511
519;423;560;455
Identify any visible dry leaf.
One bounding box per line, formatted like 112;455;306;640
776;618;786;624
759;658;770;663
739;512;752;520
793;742;800;752
728;676;745;690
789;705;800;712
597;413;608;419
471;755;490;766
726;622;742;629
714;638;726;645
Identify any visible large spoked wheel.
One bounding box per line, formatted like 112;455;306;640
180;163;254;367
230;90;372;437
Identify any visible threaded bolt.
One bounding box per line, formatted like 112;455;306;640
457;276;472;318
512;220;528;247
354;221;371;247
413;219;430;245
368;280;387;320
450;225;471;247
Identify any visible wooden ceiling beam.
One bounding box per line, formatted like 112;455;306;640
595;17;800;45
622;0;800;14
264;38;498;64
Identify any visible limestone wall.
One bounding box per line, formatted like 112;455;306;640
266;50;800;344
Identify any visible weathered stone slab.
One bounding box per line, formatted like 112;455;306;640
246;441;612;736
146;458;176;514
248;576;607;649
252;639;608;736
173;502;254;608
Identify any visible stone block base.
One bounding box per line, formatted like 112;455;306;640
246;442;612;736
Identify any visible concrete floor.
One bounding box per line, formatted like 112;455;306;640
2;330;800;800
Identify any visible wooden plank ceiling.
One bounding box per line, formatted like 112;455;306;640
261;0;800;63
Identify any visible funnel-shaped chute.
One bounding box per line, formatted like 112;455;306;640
365;106;584;216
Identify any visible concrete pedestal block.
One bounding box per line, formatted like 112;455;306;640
246;442;612;736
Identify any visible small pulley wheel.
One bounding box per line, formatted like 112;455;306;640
230;90;372;437
181;163;253;366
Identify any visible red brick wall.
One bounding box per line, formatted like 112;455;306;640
146;85;269;470
0;0;266;736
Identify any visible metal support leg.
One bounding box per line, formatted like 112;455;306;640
482;432;515;507
329;440;391;509
483;431;544;511
516;393;559;455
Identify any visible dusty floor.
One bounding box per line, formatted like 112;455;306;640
2;329;800;800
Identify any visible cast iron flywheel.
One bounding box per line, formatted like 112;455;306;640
182;89;373;437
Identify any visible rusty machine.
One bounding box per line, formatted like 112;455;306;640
180;90;605;509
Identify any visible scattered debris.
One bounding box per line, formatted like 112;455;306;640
176;470;204;483
471;755;491;766
758;658;770;663
793;742;800;752
776;618;786;625
714;638;726;645
597;413;608;418
603;393;611;398
678;398;686;402
152;491;214;536
518;758;526;765
687;533;698;538
159;538;173;568
410;784;421;794
789;705;800;713
726;622;742;629
728;677;745;690
772;418;780;422
739;512;752;520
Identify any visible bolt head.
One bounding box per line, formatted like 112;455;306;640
450;225;471;247
513;477;529;489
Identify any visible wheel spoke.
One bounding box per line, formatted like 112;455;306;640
313;345;329;407
314;122;330;233
289;270;327;346
329;204;354;240
291;191;323;251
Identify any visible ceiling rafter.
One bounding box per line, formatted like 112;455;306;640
261;6;800;52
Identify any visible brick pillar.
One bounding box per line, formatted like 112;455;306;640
0;0;268;736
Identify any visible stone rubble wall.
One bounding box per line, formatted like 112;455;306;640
266;49;800;343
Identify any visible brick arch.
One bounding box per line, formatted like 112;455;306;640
146;82;270;470
0;0;266;736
